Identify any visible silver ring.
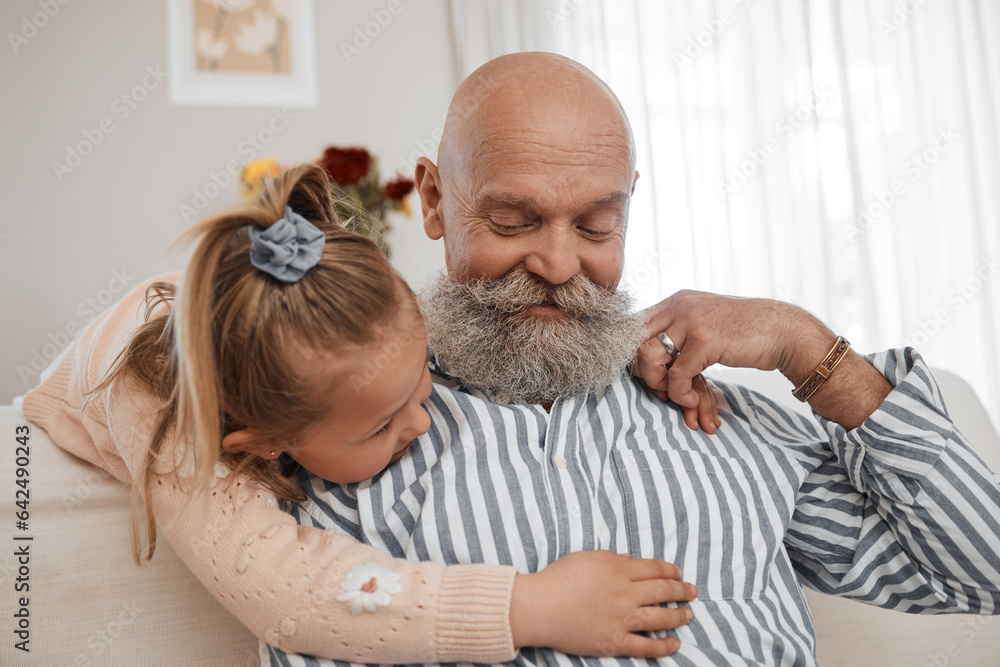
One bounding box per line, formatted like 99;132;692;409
657;332;679;358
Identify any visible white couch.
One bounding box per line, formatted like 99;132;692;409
1;368;997;666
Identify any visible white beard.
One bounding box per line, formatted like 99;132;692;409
420;270;647;405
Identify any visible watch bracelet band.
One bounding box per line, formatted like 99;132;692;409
792;336;851;402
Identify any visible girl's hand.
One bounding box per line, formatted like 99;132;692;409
509;550;697;657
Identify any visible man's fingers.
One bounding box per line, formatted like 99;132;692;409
666;343;711;408
666;367;697;408
682;405;700;430
640;302;677;341
693;375;719;433
634;338;670;391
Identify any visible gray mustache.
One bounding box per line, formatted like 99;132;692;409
462;270;609;316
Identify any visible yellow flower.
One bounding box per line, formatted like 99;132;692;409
392;197;412;217
241;157;282;201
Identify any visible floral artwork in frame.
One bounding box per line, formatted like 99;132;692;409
168;0;316;107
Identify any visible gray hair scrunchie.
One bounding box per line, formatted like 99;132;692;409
248;207;325;283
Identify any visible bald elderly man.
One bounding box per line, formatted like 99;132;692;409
268;53;1000;666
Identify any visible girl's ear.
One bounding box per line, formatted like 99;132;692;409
221;428;281;459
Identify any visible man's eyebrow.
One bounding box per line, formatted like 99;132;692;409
475;191;629;211
590;192;629;208
475;192;538;210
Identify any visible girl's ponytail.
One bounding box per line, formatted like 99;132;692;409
174;206;251;523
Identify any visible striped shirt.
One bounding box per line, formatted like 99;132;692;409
263;348;1000;667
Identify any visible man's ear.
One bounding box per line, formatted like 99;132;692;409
631;169;640;195
415;157;445;240
221;428;280;460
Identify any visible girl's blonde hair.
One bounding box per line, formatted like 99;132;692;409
96;163;413;562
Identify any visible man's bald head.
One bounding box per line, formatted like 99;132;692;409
438;52;636;188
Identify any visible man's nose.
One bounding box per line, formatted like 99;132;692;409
523;227;582;286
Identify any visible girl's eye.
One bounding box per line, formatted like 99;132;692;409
371;419;393;438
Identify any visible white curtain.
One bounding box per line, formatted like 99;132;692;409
447;0;1000;429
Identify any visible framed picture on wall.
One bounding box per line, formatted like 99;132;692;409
167;0;316;107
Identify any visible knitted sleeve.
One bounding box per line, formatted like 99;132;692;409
140;433;517;662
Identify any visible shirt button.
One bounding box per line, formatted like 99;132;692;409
495;392;510;404
553;454;567;469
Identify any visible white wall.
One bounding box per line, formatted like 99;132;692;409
0;0;451;403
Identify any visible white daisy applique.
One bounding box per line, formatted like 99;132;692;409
336;562;402;615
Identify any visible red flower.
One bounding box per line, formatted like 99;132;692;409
318;146;371;186
384;176;415;200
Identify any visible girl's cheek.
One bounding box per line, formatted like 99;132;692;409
419;368;433;402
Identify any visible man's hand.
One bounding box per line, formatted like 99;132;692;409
635;364;721;433
510;550;697;657
636;290;892;429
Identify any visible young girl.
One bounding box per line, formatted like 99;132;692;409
22;163;706;663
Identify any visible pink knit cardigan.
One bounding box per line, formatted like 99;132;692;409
22;275;518;663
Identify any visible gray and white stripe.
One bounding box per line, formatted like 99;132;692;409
265;348;1000;667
